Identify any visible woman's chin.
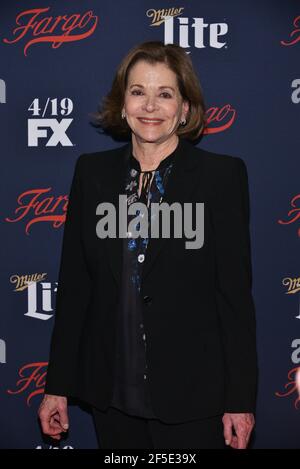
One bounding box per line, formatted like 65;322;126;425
134;132;165;143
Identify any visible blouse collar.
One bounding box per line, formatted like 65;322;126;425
129;142;178;173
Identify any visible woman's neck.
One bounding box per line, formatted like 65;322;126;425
131;135;179;171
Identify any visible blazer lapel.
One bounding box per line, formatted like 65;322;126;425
100;142;131;288
100;138;203;288
141;138;201;282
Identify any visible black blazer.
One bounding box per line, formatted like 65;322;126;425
44;137;257;423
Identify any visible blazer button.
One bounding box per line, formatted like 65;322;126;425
143;295;152;305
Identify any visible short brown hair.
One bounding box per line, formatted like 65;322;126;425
91;41;207;141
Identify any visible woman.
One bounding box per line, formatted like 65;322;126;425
38;41;257;449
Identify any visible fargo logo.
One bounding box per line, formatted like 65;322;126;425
3;7;98;56
5;187;67;234
275;340;300;409
147;7;228;51
281;16;300;47
278;193;300;238
0;79;6;103
203;104;236;134
7;362;48;405
28;97;74;147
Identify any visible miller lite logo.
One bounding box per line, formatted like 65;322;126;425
147;7;229;52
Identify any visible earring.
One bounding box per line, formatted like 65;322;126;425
121;110;126;119
180;118;186;126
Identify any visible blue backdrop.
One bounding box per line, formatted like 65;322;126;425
1;0;299;449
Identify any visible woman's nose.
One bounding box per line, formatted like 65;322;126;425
142;96;158;111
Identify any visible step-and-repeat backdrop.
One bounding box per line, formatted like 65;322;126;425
1;0;299;449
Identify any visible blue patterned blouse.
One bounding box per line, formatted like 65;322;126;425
110;144;177;419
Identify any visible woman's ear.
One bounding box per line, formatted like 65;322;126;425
182;100;190;120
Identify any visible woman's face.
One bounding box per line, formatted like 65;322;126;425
123;60;189;144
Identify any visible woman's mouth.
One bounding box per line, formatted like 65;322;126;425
138;118;163;125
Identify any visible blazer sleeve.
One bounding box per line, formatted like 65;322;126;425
44;154;92;397
211;157;258;413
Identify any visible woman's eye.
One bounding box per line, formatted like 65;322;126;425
160;92;172;98
131;90;172;98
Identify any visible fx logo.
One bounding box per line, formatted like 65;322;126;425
28;118;73;147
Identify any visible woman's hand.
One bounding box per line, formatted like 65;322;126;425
38;394;69;441
222;413;255;449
